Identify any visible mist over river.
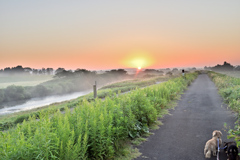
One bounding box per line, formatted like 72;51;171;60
0;90;92;116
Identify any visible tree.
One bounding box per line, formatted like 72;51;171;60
74;69;91;75
172;68;178;72
54;70;74;78
211;61;234;71
106;69;127;75
143;69;164;75
32;85;50;97
12;65;25;74
190;67;196;71
55;68;65;74
24;67;32;71
42;68;46;74
4;67;11;74
46;68;54;75
4;85;30;101
0;89;5;103
32;69;39;74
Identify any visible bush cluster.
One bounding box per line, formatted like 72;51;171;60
0;74;130;105
0;72;197;159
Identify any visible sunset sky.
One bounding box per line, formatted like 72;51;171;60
1;1;240;70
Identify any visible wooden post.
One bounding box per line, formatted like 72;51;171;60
93;81;97;98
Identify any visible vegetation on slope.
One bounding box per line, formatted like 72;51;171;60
0;75;171;131
208;72;240;146
0;72;198;159
0;70;130;105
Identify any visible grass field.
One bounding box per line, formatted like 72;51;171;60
215;71;240;78
0;74;53;88
0;72;198;159
208;71;240;147
0;75;172;127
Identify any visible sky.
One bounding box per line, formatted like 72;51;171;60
0;0;240;70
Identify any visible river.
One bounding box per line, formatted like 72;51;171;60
0;90;92;116
0;80;164;116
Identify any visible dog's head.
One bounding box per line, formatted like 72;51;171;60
212;130;222;138
223;141;237;152
227;145;239;160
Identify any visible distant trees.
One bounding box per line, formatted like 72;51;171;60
46;68;54;75
0;66;54;75
0;68;131;104
205;61;235;71
143;69;164;76
74;69;96;76
166;71;173;76
55;68;65;74
54;68;97;78
54;70;74;78
0;85;30;103
172;68;178;73
105;69;127;75
234;66;240;71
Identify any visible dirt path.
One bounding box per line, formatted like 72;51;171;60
135;74;237;160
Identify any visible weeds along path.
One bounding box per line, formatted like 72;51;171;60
1;79;166;132
135;73;236;160
0;73;198;159
61;81;166;114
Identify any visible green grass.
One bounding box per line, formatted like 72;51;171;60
0;72;198;159
215;71;240;78
100;76;172;90
0;75;53;88
208;71;240;147
0;75;173;131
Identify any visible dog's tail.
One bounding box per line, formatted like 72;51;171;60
204;145;211;158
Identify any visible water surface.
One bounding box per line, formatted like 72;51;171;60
0;90;92;116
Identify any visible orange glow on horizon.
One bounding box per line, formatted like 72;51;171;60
121;50;155;69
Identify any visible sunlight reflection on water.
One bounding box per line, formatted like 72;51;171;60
0;90;92;115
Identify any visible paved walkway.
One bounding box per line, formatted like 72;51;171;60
135;74;237;160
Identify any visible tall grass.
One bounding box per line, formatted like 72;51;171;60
0;72;197;159
208;71;240;146
0;75;170;131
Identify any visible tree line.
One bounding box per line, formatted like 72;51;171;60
0;65;54;75
0;69;130;106
0;65;129;77
204;61;240;71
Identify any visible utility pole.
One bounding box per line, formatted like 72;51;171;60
93;81;97;99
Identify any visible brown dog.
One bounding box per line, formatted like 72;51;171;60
204;130;223;158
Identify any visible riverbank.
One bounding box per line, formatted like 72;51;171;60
0;72;198;159
0;75;173;131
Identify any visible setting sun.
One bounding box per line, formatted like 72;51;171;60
121;50;155;69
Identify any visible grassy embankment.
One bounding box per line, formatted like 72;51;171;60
0;75;53;89
208;71;240;146
0;75;172;131
0;73;133;104
0;72;198;159
214;71;240;78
